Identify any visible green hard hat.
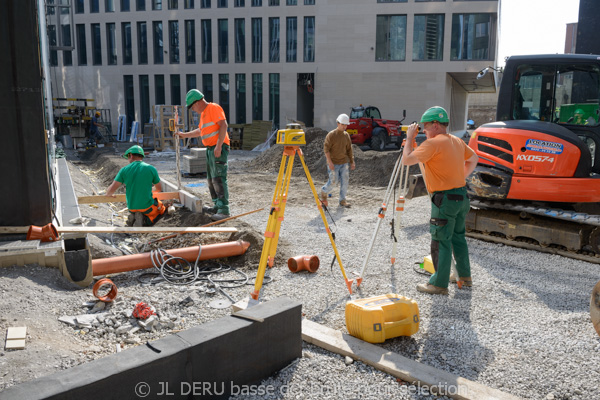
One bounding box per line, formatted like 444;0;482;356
186;89;204;107
575;108;584;115
123;145;145;158
420;106;449;123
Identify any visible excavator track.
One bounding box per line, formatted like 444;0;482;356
467;200;600;264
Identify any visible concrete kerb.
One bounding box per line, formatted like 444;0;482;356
1;297;302;400
161;178;203;213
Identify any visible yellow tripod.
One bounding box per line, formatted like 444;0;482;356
251;125;353;300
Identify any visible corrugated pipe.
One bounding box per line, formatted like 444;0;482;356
92;240;250;276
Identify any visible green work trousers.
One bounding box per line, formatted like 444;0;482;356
206;144;229;215
428;186;471;288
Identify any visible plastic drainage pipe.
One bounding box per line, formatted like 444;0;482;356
92;240;250;276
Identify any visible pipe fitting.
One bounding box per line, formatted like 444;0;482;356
93;278;118;302
288;255;319;273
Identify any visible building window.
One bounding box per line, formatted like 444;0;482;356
201;0;210;7
62;24;73;66
124;75;135;132
377;0;407;2
137;0;145;11
235;74;246;123
76;24;87;65
169;21;180;64
140;75;150;124
202;74;213;101
269;0;279;5
202;19;212;63
168;0;178;8
105;0;115;12
235;0;244;6
252;73;262;120
90;0;99;13
91;23;102;65
252;18;262;63
303;16;315;62
286;0;296;4
153;21;164;64
75;0;84;13
269;73;279;127
286;17;297;62
416;0;445;2
171;74;181;105
106;23;117;65
451;13;495;60
155;75;165;104
218;0;227;7
137;21;148;64
376;15;406;61
252;0;261;5
218;19;228;63
48;25;58;66
121;0;130;11
304;0;314;4
184;0;193;8
186;74;197;91
219;74;230;118
234;18;245;63
122;22;132;64
413;14;444;61
152;0;162;9
269;17;279;62
185;20;196;63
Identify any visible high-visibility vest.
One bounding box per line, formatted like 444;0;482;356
199;103;230;146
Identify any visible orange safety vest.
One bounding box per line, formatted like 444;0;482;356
199;103;230;147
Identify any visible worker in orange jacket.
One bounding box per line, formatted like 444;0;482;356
176;90;230;221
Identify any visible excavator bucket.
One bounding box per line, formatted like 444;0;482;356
405;174;428;200
591;279;600;337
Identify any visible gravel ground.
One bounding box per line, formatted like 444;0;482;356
1;143;600;399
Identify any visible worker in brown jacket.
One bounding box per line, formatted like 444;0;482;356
320;113;355;208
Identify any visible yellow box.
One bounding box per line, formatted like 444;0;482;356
345;294;419;343
422;255;435;274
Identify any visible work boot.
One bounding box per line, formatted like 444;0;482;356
320;191;328;207
339;200;351;208
203;205;218;214
450;273;473;287
416;283;448;295
211;213;230;222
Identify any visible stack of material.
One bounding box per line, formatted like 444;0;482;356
241;120;273;150
228;124;243;149
152;105;183;151
182;148;207;174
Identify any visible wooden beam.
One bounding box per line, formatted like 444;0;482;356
301;319;519;400
0;226;237;234
77;191;181;204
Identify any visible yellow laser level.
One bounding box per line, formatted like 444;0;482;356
276;124;306;146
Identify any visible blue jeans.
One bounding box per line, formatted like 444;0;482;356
321;163;350;201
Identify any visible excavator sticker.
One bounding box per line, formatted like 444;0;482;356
516;154;555;163
525;139;564;154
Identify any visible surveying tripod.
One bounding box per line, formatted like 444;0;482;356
251;125;353;300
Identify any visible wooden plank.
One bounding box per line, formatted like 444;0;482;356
0;226;237;234
301;319;519;400
77;192;181;204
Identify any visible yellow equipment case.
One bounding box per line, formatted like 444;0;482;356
345;294;419;343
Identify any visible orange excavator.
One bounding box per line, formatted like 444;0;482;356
464;54;600;337
465;54;600;258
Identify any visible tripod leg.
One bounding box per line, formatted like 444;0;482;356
390;162;410;265
297;151;353;294
251;153;291;300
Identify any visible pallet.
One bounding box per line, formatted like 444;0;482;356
230;139;242;150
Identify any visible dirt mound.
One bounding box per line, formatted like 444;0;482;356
245;127;407;187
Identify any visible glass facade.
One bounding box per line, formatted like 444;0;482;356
152;0;162;10
155;75;165;104
153;21;164;64
186;74;197;91
235;18;245;63
106;0;115;12
202;20;212;63
137;0;145;10
286;17;297;62
169;20;180;64
218;19;229;63
137;22;148;64
185;20;196;63
202;74;214;102
235;74;246;123
451;13;495;60
269;73;279;127
107;23;117;65
376;15;406;61
91;23;102;65
139;75;150;124
269;17;279;62
90;0;100;13
413;14;444;61
76;24;87;65
171;74;181;105
252;18;262;63
219;74;230;118
121;0;130;11
122;22;132;64
252;73;262;120
303;16;314;62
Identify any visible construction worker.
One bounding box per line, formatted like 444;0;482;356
401;106;478;295
90;111;104;142
105;145;166;227
176;89;230;221
320;113;355;208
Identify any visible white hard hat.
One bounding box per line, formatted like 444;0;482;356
336;113;350;125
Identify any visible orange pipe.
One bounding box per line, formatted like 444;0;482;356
287;255;320;273
92;240;250;276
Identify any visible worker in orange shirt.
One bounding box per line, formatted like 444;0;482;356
176;90;230;221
